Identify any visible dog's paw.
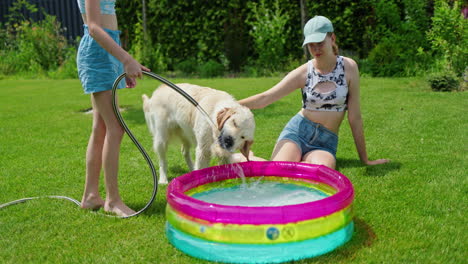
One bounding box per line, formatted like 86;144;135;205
158;179;168;185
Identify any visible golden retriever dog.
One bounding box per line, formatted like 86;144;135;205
142;83;255;184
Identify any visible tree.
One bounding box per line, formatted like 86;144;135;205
300;0;309;59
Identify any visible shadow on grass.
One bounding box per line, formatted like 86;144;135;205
301;217;377;263
126;165;191;217
127;198;167;217
169;165;191;176
337;158;402;177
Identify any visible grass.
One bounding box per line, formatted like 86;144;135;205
0;77;466;263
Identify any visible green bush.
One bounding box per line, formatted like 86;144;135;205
48;44;78;79
246;0;290;73
198;60;225;78
367;35;410;77
428;71;459;92
367;31;432;77
143;1;228;71
0;1;74;77
427;0;467;77
364;0;434;77
174;58;198;76
127;18;167;72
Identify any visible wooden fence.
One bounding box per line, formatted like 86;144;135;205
0;0;83;42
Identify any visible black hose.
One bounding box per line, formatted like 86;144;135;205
111;71;200;218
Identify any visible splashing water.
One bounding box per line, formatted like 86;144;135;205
192;179;329;207
230;163;247;186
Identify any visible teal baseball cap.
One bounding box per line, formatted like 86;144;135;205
302;16;334;47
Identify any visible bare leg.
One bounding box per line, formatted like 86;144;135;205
271;140;302;162
91;91;135;217
302;150;336;169
81;105;106;210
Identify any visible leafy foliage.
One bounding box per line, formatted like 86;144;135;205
0;0;76;78
428;71;460;92
117;0;301;75
245;0;290;73
198;60;225;78
174;58;198;76
1;0;466;79
306;0;377;58
427;0;467;77
142;0;228;71
365;0;434;77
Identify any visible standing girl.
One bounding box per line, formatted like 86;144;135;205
77;0;150;216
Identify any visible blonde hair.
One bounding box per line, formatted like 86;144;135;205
328;32;339;55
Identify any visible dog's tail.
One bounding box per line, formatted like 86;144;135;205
142;94;150;113
141;94;157;134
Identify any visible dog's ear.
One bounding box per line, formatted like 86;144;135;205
240;140;253;162
217;108;235;130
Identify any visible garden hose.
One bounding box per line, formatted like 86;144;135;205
110;71;204;218
0;71;203;219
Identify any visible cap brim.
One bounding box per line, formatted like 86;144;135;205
302;33;327;47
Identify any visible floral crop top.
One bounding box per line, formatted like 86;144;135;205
301;56;348;112
77;0;116;15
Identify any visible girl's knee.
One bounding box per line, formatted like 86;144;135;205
311;159;336;169
108;126;124;140
271;141;302;162
303;150;336;169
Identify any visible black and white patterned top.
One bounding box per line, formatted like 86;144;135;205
301;56;348;112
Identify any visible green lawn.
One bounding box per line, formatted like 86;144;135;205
0;77;466;263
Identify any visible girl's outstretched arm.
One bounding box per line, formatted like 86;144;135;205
346;58;389;165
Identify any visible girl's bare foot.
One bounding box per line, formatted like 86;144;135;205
81;194;105;210
104;200;136;217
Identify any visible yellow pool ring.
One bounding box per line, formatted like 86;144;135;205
166;203;353;244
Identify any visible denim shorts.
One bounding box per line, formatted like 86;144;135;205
277;113;338;157
77;25;125;94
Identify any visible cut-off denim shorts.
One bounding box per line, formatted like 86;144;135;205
77;25;125;94
277;113;338;158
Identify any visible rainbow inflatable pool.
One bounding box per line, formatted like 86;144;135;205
166;161;354;263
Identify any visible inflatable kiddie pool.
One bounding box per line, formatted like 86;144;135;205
166;161;354;263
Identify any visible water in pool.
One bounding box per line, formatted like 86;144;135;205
191;180;329;207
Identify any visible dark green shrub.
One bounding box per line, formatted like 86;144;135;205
174;58;198;75
427;0;467;77
198;60;225;78
48;45;78;79
367;32;431;77
367;37;402;77
0;1;73;77
246;0;290;73
428;72;459;92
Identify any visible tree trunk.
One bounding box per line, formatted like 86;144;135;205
142;0;147;42
300;0;309;60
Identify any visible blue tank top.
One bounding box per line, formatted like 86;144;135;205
77;0;116;15
301;56;348;112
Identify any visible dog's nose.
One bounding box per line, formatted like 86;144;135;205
219;135;234;150
224;136;234;149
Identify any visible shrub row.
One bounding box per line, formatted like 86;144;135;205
0;0;466;89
